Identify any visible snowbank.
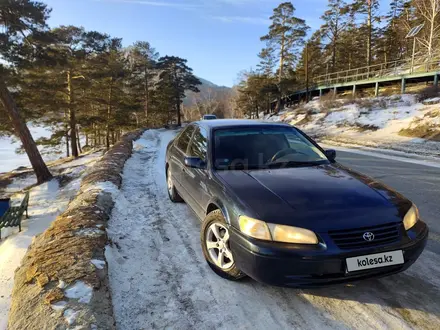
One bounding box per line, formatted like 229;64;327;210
0;150;104;329
265;95;440;157
7;129;144;330
0;125;56;174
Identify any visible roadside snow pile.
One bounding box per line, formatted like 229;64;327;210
6;129;143;330
422;97;440;105
265;94;440;157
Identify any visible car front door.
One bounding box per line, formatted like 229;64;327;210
186;126;210;218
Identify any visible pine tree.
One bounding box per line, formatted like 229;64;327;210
351;0;381;66
296;31;326;86
320;0;349;71
89;38;129;149
126;41;159;126
261;2;309;112
256;46;276;76
156;56;201;126
18;26;112;157
0;0;52;183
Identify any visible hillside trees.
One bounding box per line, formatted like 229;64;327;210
19;26;113;157
236;71;278;119
1;1;203;169
351;0;381;67
238;0;440;115
320;0;349;71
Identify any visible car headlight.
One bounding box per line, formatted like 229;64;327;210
239;216;318;244
267;223;319;244
238;216;272;240
403;205;419;230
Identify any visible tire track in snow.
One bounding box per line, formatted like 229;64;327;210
107;129;440;330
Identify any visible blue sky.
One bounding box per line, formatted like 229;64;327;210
43;0;385;87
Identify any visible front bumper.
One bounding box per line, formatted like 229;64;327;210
229;221;428;288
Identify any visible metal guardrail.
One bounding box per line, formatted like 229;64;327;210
312;57;440;87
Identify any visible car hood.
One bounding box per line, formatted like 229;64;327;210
215;164;411;232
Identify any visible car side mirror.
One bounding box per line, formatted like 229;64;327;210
325;149;336;162
184;157;206;169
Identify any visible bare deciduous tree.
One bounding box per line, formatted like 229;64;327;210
414;0;440;58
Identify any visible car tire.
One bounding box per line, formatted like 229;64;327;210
166;165;183;203
201;210;246;281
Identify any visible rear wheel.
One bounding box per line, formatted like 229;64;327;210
201;210;245;280
166;166;183;203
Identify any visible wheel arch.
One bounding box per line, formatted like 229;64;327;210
206;198;231;224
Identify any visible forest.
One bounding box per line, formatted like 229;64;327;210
0;0;203;182
237;0;440;118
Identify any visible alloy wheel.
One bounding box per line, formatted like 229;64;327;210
206;223;234;269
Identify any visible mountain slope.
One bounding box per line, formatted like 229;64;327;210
184;78;232;107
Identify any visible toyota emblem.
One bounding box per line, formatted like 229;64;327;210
363;232;375;241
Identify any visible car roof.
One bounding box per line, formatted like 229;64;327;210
194;119;291;130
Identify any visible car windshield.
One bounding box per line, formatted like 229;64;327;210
213;126;329;170
204;115;216;120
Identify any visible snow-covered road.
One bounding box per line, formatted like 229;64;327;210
106;129;440;330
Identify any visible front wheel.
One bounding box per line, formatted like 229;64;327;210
200;210;245;280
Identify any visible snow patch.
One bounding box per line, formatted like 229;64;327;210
82;181;119;199
75;228;105;238
64;281;93;304
0;124;55;174
50;301;67;311
0;179;67;328
91;259;106;270
63;308;79;326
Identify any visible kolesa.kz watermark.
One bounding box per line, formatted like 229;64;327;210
357;254;393;267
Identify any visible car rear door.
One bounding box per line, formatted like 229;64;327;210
186;126;210;218
169;125;195;201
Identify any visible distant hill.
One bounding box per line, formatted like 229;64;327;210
184;78;232;107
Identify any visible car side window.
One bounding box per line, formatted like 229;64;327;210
188;127;208;161
176;126;195;153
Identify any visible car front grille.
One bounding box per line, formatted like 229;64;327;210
328;222;401;250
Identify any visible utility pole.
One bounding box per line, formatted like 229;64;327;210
305;42;309;103
411;36;416;73
406;24;424;74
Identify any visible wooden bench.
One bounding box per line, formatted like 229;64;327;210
0;192;30;239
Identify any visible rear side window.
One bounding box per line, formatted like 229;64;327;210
188;127;208;161
176;126;195;152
